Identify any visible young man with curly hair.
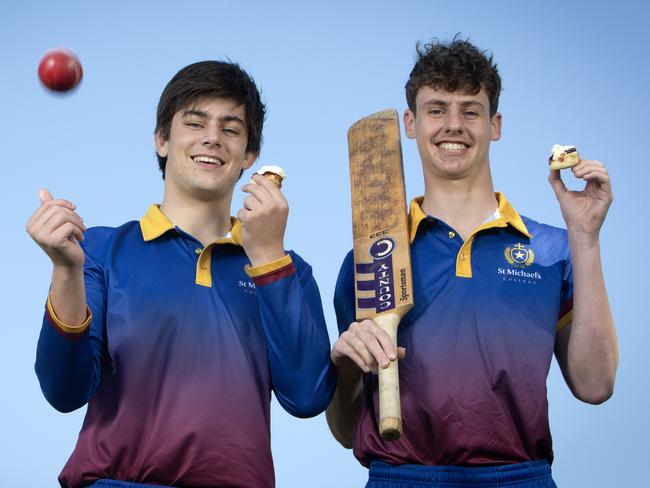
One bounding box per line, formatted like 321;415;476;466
28;60;335;488
327;37;617;487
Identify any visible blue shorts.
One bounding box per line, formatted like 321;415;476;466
366;460;557;488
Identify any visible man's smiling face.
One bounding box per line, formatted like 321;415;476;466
155;96;256;201
404;85;501;181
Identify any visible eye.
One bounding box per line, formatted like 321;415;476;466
223;127;240;136
428;108;444;117
464;110;479;119
186;121;203;128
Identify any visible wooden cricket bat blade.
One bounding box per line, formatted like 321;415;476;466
348;109;413;440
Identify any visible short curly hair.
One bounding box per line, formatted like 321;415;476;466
405;35;501;117
155;61;266;179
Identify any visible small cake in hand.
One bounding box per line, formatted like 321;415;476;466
255;165;287;189
549;144;580;170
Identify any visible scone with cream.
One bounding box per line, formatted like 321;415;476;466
549;144;580;170
254;165;286;189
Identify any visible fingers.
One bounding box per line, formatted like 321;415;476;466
52;221;86;243
572;160;613;200
242;195;262;212
549;159;612;195
30;190;77;226
547;168;567;197
572;160;610;183
40;208;86;238
238;174;289;222
29;204;84;235
242;174;286;206
332;338;372;374
39;188;53;203
27;195;86;248
332;320;403;375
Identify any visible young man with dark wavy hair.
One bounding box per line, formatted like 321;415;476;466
327;37;617;487
27;60;335;488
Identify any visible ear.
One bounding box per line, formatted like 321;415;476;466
404;109;416;139
155;131;168;158
242;151;258;171
490;112;502;141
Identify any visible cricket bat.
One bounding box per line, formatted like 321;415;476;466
348;109;413;440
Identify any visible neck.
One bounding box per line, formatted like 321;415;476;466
160;189;233;246
421;165;497;240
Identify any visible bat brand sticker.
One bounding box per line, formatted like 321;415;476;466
356;237;397;313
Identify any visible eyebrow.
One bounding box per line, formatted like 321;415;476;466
423;99;486;109
182;110;245;126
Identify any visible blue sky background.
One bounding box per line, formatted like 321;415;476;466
1;0;648;486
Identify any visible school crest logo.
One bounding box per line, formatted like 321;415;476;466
504;243;535;268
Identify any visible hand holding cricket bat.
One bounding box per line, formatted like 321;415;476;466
348;109;413;440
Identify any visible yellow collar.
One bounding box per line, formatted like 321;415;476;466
408;192;531;243
139;204;244;246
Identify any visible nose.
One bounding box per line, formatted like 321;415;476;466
202;125;221;147
443;110;464;134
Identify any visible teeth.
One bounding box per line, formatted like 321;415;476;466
439;143;466;152
193;156;222;165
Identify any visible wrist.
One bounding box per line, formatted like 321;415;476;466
567;229;601;251
333;355;364;384
245;245;286;268
52;263;84;281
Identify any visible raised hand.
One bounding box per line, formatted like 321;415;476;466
26;189;86;268
237;174;288;267
548;159;613;240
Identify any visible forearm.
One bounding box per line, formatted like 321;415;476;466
565;233;618;402
264;297;335;418
50;264;87;326
326;367;362;448
36;311;99;412
253;256;336;417
37;262;102;412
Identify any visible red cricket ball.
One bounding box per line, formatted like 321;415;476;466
38;48;83;92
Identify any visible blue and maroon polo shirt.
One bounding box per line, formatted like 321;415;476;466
334;193;573;467
36;204;335;488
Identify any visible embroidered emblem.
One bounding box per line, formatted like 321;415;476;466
504;243;535;268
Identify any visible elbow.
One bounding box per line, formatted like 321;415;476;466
276;362;337;418
325;405;353;449
566;352;618;405
49;398;85;414
39;382;87;413
35;365;91;413
572;373;616;405
279;393;331;419
575;383;615;405
277;370;337;419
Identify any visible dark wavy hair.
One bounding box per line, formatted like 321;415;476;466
155;60;266;178
405;35;501;117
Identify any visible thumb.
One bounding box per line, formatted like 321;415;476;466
39;188;53;203
547;169;567;198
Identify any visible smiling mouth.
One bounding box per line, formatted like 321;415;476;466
192;155;224;166
437;142;468;153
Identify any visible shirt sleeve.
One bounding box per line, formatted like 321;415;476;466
557;242;574;331
333;250;356;336
34;234;107;413
247;251;336;418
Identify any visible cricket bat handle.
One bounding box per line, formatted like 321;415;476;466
373;312;402;440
